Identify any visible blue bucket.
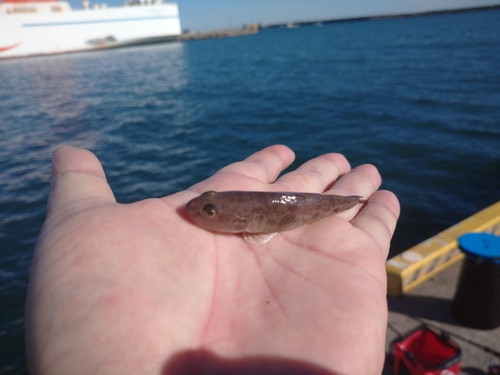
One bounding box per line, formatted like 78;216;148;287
451;233;500;329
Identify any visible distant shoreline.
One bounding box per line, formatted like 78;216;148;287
176;5;500;42
176;28;258;42
263;4;500;29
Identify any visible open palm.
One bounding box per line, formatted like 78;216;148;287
26;145;399;375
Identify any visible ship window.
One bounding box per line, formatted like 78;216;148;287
52;5;62;11
12;6;37;13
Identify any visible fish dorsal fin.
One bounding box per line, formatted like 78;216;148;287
243;232;277;244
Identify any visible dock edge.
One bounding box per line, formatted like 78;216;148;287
386;201;500;296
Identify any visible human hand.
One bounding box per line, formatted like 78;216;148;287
26;145;399;375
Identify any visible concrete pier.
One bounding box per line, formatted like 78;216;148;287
384;259;500;374
176;27;258;42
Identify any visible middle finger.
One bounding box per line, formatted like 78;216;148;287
274;153;351;193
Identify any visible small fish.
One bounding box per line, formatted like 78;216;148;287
185;191;366;244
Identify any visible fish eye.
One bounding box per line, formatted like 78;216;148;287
202;204;218;218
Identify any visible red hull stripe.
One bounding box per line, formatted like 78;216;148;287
0;42;22;53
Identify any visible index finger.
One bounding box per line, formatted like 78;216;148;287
189;145;296;193
218;144;295;183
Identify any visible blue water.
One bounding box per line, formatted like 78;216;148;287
1;8;500;373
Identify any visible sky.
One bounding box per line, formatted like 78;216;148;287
68;0;500;31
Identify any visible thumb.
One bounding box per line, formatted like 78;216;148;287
48;146;116;214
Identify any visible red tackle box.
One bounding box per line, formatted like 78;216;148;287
393;325;461;375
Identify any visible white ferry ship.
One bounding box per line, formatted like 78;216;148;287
0;0;181;59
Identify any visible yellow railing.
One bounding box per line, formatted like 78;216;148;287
386;201;500;296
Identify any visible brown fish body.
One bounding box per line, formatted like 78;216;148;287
185;191;364;234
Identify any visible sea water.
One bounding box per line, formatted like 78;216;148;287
0;8;499;373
